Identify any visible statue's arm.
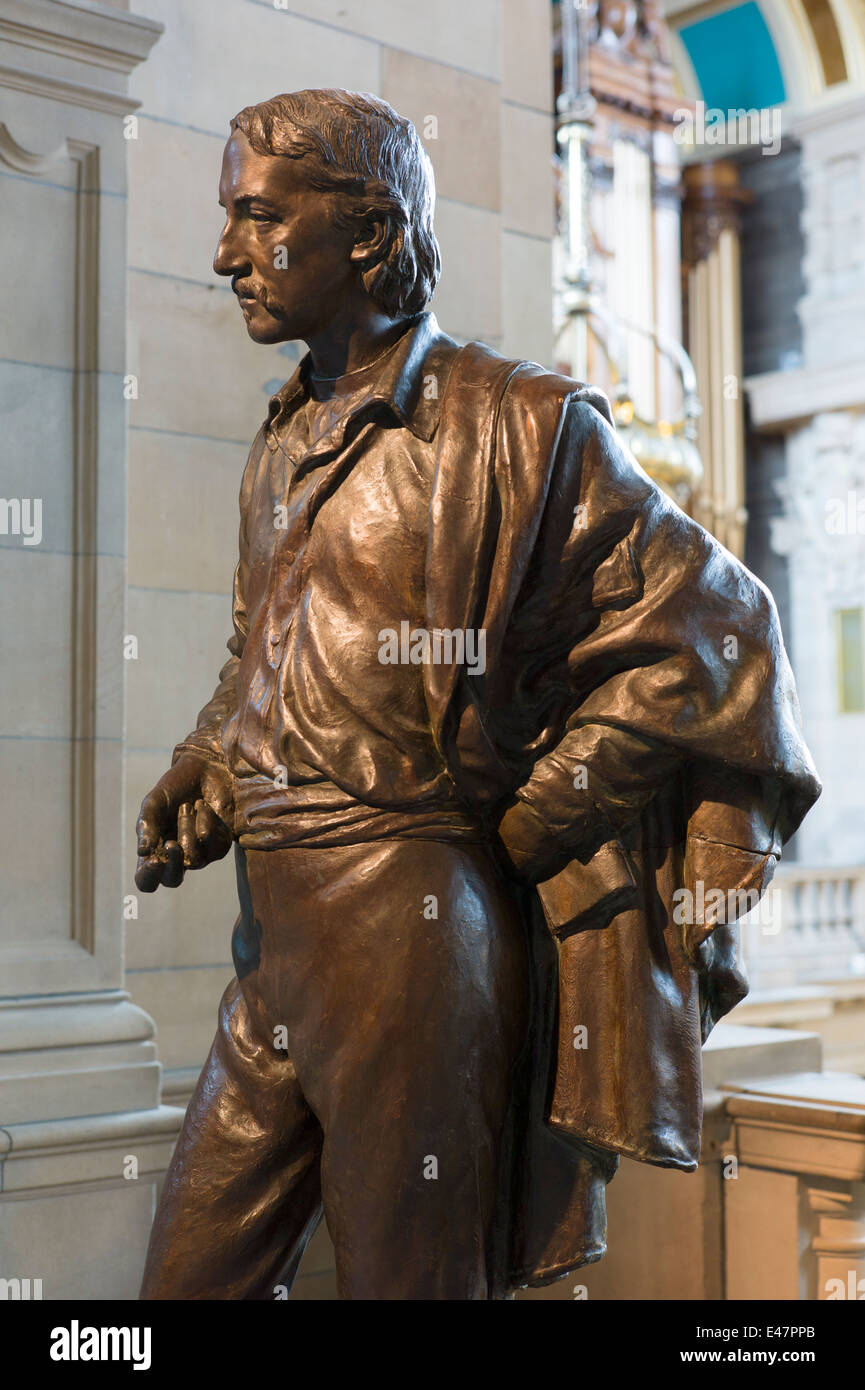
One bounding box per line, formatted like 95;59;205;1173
494;394;685;883
494;390;816;903
170;552;249;775
498;722;682;884
135;444;255;892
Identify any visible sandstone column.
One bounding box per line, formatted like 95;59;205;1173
0;0;182;1301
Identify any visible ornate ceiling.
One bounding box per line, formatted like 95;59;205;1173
662;0;865;115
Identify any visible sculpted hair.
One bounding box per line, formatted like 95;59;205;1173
230;89;441;317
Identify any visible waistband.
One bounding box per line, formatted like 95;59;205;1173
236;804;485;851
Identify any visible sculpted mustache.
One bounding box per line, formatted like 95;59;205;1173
232;282;277;311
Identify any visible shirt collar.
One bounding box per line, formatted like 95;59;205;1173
264;311;449;449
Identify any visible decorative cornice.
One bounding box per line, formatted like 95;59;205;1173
0;0;163;75
0;58;142;114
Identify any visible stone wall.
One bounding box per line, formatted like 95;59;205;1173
0;0;172;1302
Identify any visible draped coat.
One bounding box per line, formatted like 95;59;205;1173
419;342;820;1289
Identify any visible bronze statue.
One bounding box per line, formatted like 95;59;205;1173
136;89;820;1300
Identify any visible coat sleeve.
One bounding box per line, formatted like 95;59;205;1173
496;392;820;941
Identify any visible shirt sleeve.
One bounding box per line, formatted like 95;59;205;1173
170;435;257;773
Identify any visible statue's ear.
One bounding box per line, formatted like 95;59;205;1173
349;212;394;272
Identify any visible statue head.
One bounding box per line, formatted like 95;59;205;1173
214;88;440;345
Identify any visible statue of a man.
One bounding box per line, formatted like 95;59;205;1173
136;89;820;1301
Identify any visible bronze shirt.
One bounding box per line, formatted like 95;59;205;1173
173;312;483;849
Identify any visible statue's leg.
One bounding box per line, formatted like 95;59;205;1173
139;975;324;1300
241;837;531;1300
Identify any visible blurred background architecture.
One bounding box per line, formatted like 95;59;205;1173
0;0;863;1302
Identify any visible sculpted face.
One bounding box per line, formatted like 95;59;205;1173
214;130;359;345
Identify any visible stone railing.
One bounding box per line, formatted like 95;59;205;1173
740;864;865;992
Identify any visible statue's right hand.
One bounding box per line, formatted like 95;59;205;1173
135;753;233;893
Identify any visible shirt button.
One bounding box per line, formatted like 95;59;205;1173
270;633;280;646
284;550;296;565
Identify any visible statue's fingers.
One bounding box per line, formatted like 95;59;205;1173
159;840;186;888
195;800;232;864
136;790;168;856
135;855;164;893
177;801;201;869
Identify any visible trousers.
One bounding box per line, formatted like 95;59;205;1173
139;836;530;1300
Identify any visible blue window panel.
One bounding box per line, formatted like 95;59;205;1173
679;2;786;112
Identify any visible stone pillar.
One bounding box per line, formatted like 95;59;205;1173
0;0;182;1300
682;159;751;556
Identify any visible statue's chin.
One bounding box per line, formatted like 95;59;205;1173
239;299;290;344
245;319;290;346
